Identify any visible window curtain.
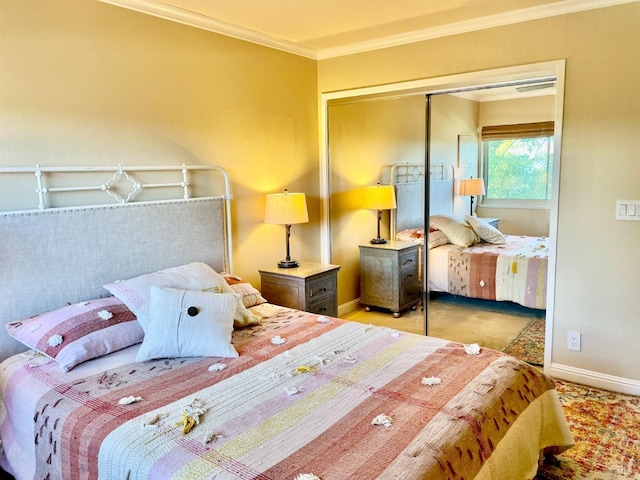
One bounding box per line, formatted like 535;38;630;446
481;121;554;140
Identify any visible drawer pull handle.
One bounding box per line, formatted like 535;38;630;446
403;259;414;265
311;287;327;297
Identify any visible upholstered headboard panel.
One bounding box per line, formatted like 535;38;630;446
395;182;425;233
0;197;229;361
390;163;455;238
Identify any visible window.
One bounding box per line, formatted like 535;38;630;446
481;122;554;206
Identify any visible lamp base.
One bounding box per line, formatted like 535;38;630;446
370;237;387;245
278;259;300;268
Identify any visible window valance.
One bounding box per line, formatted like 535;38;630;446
481;121;554;140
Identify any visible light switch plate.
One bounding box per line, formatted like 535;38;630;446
616;200;640;221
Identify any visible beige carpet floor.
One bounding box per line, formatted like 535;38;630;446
343;293;542;352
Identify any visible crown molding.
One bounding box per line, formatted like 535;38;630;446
98;0;317;59
99;0;638;60
318;0;639;59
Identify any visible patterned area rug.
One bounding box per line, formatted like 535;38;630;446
502;316;545;365
537;379;640;479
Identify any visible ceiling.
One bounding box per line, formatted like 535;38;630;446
99;0;637;59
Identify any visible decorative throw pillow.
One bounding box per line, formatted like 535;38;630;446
228;282;268;308
135;287;239;362
104;262;259;330
465;215;507;244
397;228;424;242
222;273;268;308
5;297;143;372
427;230;450;249
429;214;479;247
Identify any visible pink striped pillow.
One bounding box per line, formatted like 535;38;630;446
6;297;143;371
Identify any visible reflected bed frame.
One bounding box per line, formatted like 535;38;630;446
389;162;455;239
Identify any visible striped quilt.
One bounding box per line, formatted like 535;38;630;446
0;305;572;480
447;235;549;309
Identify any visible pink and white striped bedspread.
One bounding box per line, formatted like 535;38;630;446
444;235;549;309
0;305;571;479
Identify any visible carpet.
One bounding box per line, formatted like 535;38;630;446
537;379;640;480
502;316;545;366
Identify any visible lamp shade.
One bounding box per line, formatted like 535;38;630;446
264;191;309;225
459;178;485;196
362;184;397;210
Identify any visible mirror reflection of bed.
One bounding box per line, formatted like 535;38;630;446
388;162;547;357
331;86;553;359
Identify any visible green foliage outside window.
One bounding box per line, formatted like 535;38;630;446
484;137;553;200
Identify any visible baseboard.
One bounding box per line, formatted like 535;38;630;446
547;362;640;396
338;298;362;317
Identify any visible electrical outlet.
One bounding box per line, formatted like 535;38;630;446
567;331;581;351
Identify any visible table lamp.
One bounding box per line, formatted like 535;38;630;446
459;177;485;215
362;183;396;244
264;189;309;268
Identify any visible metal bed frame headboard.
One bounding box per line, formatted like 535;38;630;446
0;164;234;362
0;164;234;272
388;162;455;239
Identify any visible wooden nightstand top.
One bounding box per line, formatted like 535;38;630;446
258;261;340;279
359;240;418;251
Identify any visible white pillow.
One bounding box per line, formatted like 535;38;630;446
136;287;239;362
465;216;507;244
429;215;479;247
104;262;259;330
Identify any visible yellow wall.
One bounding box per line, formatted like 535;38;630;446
319;4;640;385
328;96;425;306
0;0;319;287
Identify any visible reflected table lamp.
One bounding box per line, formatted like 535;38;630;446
459;177;485;215
264;189;309;268
362;183;397;244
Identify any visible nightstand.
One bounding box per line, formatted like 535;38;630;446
479;217;500;229
359;241;421;317
259;262;341;317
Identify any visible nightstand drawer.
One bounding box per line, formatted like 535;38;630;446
307;275;336;302
308;295;338;317
399;249;418;270
401;271;421;305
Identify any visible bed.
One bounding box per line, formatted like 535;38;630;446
0;165;572;479
390;163;549;310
